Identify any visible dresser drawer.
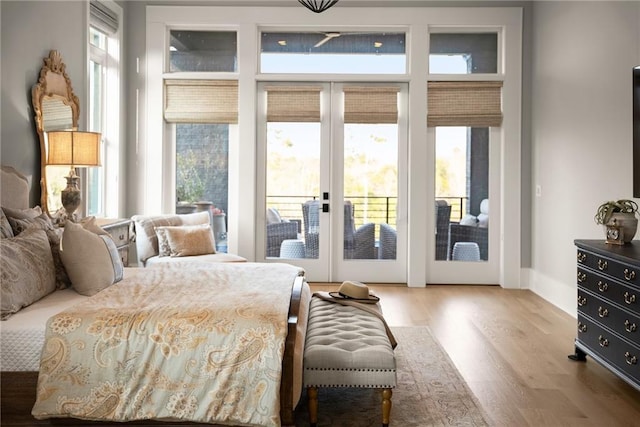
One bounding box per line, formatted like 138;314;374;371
577;314;640;384
578;288;640;344
577;266;640;317
577;248;639;287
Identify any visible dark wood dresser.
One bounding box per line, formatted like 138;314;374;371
573;239;640;391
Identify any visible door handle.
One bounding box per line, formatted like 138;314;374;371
322;203;329;212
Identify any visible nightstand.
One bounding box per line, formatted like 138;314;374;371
96;218;132;267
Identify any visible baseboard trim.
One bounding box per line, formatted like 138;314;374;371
526;268;576;318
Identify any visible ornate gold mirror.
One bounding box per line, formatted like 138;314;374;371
32;50;80;216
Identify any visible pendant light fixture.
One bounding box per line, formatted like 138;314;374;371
298;0;339;13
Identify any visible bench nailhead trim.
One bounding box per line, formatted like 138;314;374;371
306;384;396;388
305;368;396;372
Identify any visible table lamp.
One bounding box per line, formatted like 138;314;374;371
46;130;101;221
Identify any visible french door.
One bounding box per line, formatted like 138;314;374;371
426;126;501;284
256;82;408;283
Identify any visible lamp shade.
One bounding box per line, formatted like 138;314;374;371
47;131;101;167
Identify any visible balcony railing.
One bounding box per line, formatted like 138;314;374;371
266;195;468;230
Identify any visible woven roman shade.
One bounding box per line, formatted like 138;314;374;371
344;86;399;124
266;85;322;122
90;0;119;35
164;80;238;124
427;81;503;127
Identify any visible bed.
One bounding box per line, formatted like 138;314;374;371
0;165;311;426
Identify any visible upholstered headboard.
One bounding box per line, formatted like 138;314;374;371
1;166;30;209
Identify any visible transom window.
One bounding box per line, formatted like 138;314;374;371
260;31;406;74
429;33;498;74
169;30;237;72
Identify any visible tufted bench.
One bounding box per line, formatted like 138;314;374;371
303;296;397;427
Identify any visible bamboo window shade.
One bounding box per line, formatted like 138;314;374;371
164;80;238;124
266;85;322;122
427;81;503;127
90;0;119;34
344;86;399;124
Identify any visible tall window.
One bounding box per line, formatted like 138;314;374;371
428;31;501;262
165;30;239;251
88;0;121;217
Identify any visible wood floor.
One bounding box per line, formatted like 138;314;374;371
3;284;640;426
311;283;640;427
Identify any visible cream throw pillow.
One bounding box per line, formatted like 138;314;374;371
60;221;124;296
164;224;216;257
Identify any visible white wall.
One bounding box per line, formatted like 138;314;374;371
0;0;86;207
529;1;640;315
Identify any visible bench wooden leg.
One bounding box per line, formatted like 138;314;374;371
307;386;318;427
382;388;392;427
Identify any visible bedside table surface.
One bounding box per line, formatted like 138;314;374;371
95;218;131;228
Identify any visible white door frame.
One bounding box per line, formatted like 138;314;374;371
256;82;408;283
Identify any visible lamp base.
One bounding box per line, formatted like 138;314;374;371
61;174;81;222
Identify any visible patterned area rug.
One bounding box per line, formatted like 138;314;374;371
294;326;489;426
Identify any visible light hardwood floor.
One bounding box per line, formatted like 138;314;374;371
309;283;640;427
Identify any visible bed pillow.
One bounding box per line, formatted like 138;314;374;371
0;228;56;320
60;221;124;296
155;224;215;257
2;206;42;222
7;213;71;290
164;224;216;257
0;209;13;238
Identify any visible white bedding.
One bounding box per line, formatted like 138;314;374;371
0;288;87;371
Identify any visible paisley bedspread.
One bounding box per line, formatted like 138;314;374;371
31;262;304;427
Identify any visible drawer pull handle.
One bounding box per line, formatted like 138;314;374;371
598;259;608;271
598;335;609;347
577;252;587;263
577;272;587;283
624;269;636;281
598;307;609;318
597;281;609;292
119;234;125;240
578;322;587;333
578;296;587;307
625;352;638;365
625;320;637;333
624;292;637;305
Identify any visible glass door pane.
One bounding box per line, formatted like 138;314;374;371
265;122;321;260
344;124;398;260
435;127;489;262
